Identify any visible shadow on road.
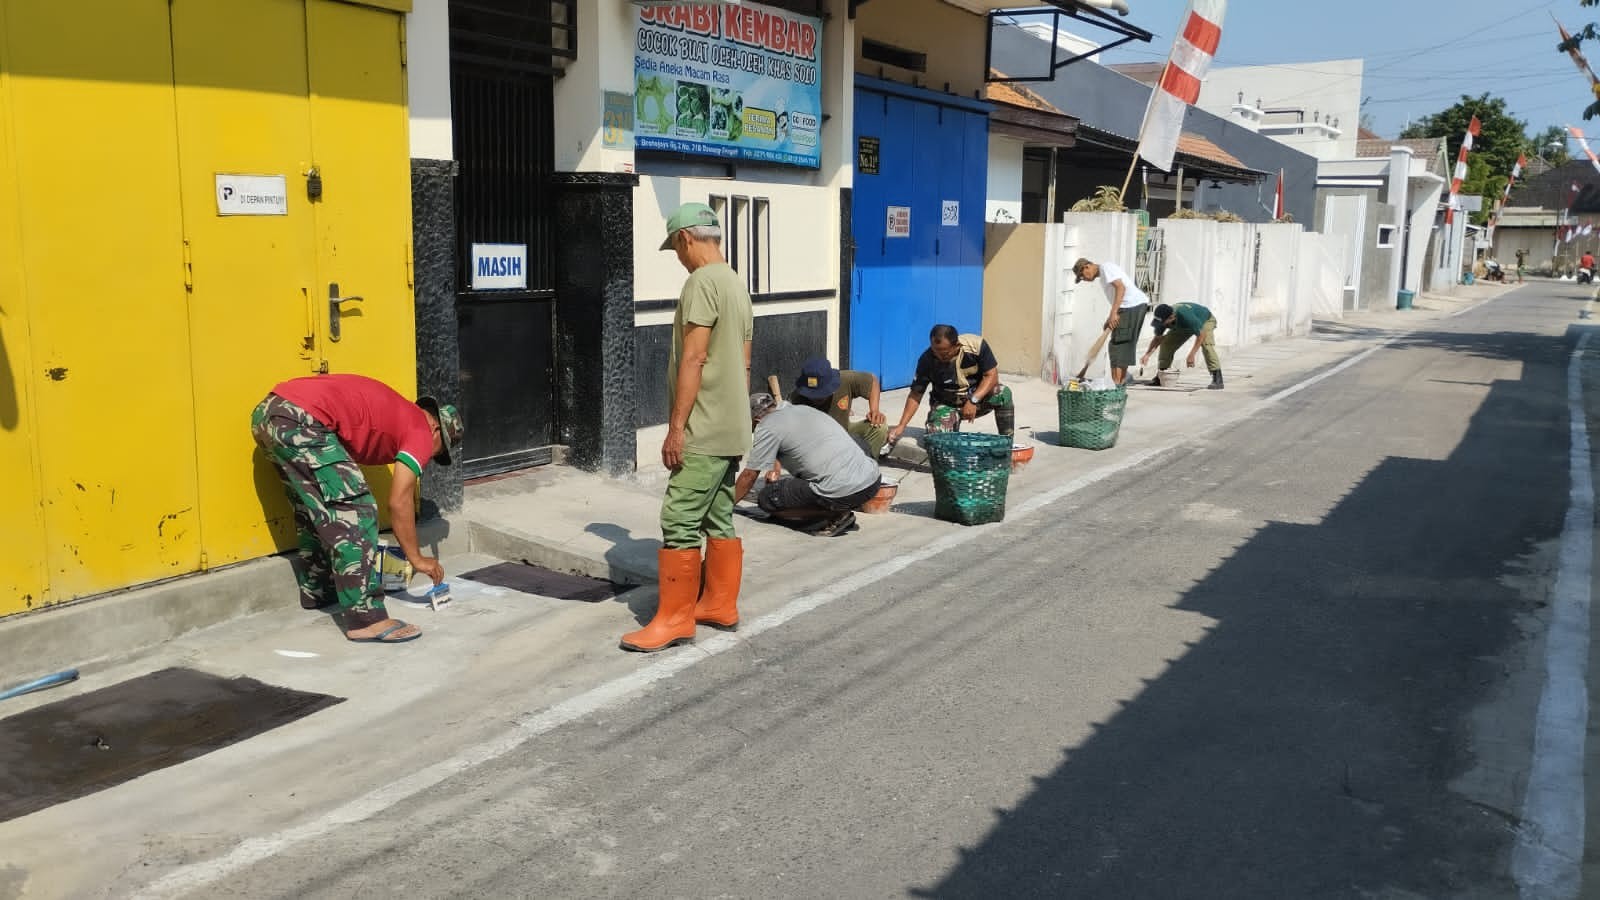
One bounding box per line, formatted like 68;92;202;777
916;328;1576;898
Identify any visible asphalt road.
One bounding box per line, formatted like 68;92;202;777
209;284;1582;899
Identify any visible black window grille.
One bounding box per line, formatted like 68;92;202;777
449;1;575;296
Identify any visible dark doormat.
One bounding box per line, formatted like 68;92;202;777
458;562;621;603
0;667;342;823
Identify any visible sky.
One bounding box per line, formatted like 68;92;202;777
1091;0;1597;148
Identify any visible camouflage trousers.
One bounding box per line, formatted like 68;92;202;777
926;385;1015;438
250;394;385;620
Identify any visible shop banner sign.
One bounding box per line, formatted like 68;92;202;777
634;4;823;168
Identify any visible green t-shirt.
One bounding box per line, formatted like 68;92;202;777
668;262;755;457
825;369;876;428
1172;302;1213;334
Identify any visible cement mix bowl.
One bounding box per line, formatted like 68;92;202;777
861;480;898;514
1011;442;1035;471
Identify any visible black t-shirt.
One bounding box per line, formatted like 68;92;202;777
910;341;998;407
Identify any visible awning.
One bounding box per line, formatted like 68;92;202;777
1070;124;1268;184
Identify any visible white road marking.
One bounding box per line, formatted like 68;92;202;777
136;330;1407;898
1512;330;1594;900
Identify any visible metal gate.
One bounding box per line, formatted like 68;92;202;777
1137;226;1165;305
449;1;573;477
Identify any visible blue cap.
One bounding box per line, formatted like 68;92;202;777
792;357;841;400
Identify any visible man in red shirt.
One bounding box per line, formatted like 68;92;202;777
251;374;463;643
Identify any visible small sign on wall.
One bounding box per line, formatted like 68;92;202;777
858;136;880;175
941;200;960;227
602;91;634;150
215;174;288;216
886;205;910;238
471;243;528;290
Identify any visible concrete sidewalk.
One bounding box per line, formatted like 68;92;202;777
0;281;1513;691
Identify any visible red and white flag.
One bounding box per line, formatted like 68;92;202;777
1444;115;1481;225
1489;153;1526;228
1134;0;1226;173
1557;20;1600;92
1273;169;1284;219
1568;124;1600;175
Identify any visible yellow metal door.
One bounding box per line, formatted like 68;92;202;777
0;7;47;614
170;0;326;566
306;0;415;387
2;0;201;603
307;0;418;513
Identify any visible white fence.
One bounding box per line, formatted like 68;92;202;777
993;215;1348;384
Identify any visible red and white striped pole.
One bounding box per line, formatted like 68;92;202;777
1489;153;1526;230
1444;115;1481;226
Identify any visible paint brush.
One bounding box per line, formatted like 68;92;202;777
428;582;452;611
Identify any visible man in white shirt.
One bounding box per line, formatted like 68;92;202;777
1073;257;1151;386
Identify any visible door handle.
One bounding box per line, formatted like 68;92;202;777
328;282;364;343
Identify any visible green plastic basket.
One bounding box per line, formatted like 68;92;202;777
923;432;1012;526
1057;385;1128;451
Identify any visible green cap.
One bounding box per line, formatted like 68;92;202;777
660;202;721;250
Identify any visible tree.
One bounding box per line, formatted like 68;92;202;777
1533;124;1575;165
1399;93;1528;184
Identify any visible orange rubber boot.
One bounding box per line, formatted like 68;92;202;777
695;536;743;630
620;548;702;652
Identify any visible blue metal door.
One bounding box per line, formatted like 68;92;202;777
851;82;989;389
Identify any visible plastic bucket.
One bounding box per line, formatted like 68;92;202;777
1396;289;1415;310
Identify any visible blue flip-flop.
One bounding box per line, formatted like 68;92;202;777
346;621;420;644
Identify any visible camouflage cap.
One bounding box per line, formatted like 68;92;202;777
417;397;464;466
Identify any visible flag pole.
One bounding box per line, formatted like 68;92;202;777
1121;58;1175;204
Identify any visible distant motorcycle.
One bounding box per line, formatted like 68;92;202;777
1484;260;1506;282
1580;267;1594;285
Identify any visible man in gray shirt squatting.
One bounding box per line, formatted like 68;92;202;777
733;393;882;537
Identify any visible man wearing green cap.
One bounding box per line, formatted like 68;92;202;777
623;202;754;653
251;374;464;643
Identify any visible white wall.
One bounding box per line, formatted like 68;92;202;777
1041;212;1139;382
633;174;841;299
1298;232;1348;323
406;0;453;160
987;135;1025;223
1251;223;1298;341
551;1;635;173
1160;220;1252;348
1003;216;1342;384
1402;177;1445;295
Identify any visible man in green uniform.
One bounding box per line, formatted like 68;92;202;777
623;202;754;653
1141;302;1224;389
886;325;1014;446
789;356;889;458
251;374;464;643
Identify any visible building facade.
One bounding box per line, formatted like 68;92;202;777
0;0;1010;618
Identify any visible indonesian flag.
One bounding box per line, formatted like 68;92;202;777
1134;0;1226;173
1491;153;1526;228
1502;154;1525;204
1273;169;1284;219
1569;125;1600;175
1444;116;1480;225
1557;21;1600;93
